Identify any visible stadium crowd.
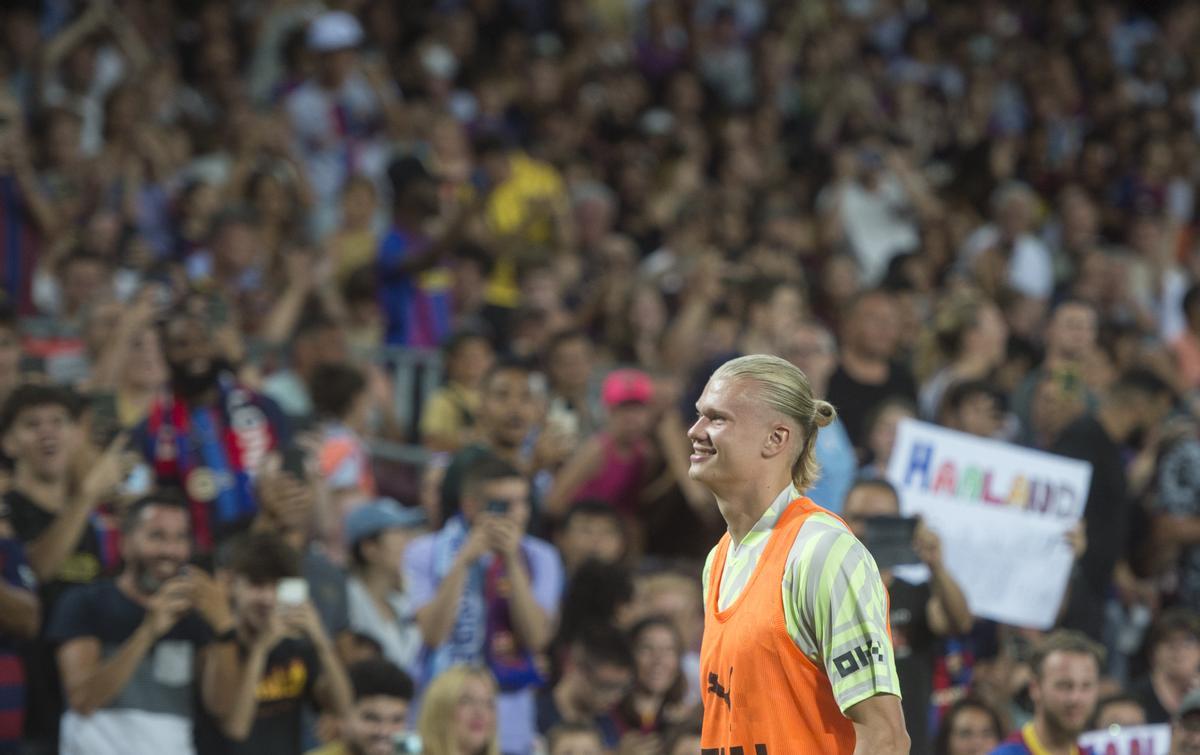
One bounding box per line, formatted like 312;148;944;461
3;0;1200;753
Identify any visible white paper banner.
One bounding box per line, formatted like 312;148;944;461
885;419;1093;629
1079;724;1171;754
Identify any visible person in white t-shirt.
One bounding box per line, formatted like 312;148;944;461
284;11;395;235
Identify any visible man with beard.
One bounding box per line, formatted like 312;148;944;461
49;492;242;755
405;455;563;755
133;308;291;553
989;631;1102;755
438;358;542;524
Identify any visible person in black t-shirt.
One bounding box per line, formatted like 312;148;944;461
842;479;974;755
826;290;918;453
1052;369;1174;641
0;383;130;751
49;492;241;755
195;530;352;755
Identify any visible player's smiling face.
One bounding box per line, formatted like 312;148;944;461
688;377;760;487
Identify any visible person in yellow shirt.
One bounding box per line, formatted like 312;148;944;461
475;135;573;308
306;660;416;755
419;330;495;452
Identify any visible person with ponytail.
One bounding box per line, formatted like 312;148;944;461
688;354;908;754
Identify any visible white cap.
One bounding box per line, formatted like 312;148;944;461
307;11;363;52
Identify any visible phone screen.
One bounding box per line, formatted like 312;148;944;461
276;578;308;606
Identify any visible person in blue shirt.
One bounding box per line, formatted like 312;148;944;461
781;320;855;513
377;155;457;348
989;630;1102;755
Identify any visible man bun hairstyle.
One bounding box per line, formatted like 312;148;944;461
710;354;837;491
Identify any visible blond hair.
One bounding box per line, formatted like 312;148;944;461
418;665;500;755
709;354;836;491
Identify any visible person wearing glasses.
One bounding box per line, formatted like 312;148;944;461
535;626;634;750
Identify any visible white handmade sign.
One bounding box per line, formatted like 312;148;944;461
1078;724;1171;754
885;419;1093;629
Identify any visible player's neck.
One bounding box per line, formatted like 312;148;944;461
715;473;793;544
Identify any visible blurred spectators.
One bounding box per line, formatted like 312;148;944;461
932;698;1004;755
50;493;236;755
536;625;633;750
304;659;415;755
343;499;424;679
5;0;1200;751
417;664;499;755
199;530;352;754
404;457;562;754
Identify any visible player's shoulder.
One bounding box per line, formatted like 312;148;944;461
781;510;883;599
784;510;870;567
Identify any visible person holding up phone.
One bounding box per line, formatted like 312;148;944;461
48;492;242;755
842;478;974;755
194;530;352;755
404;455;564;755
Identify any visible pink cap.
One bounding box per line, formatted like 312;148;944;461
602;368;655;407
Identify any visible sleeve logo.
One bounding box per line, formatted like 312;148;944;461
833;638;886;678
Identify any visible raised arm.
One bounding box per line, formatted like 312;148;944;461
914;524;973;636
26;435;127;582
543;435;605;518
412;527;490;647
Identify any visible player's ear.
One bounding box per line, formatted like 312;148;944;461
763;423;791;459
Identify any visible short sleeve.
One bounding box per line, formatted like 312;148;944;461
47;585;96;644
783;518;901;713
318;436;363;490
402;535;438;613
1157;440;1200;513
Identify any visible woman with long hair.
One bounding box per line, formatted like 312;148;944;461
916;289;1009;419
418;665;500;755
614;616;696;737
932;697;1005;755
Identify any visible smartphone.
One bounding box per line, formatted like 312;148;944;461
485;499;509;515
862;516;920;570
276;578;309;606
281;445;309;480
88;392;121;448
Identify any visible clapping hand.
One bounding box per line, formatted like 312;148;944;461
145;576;194;638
